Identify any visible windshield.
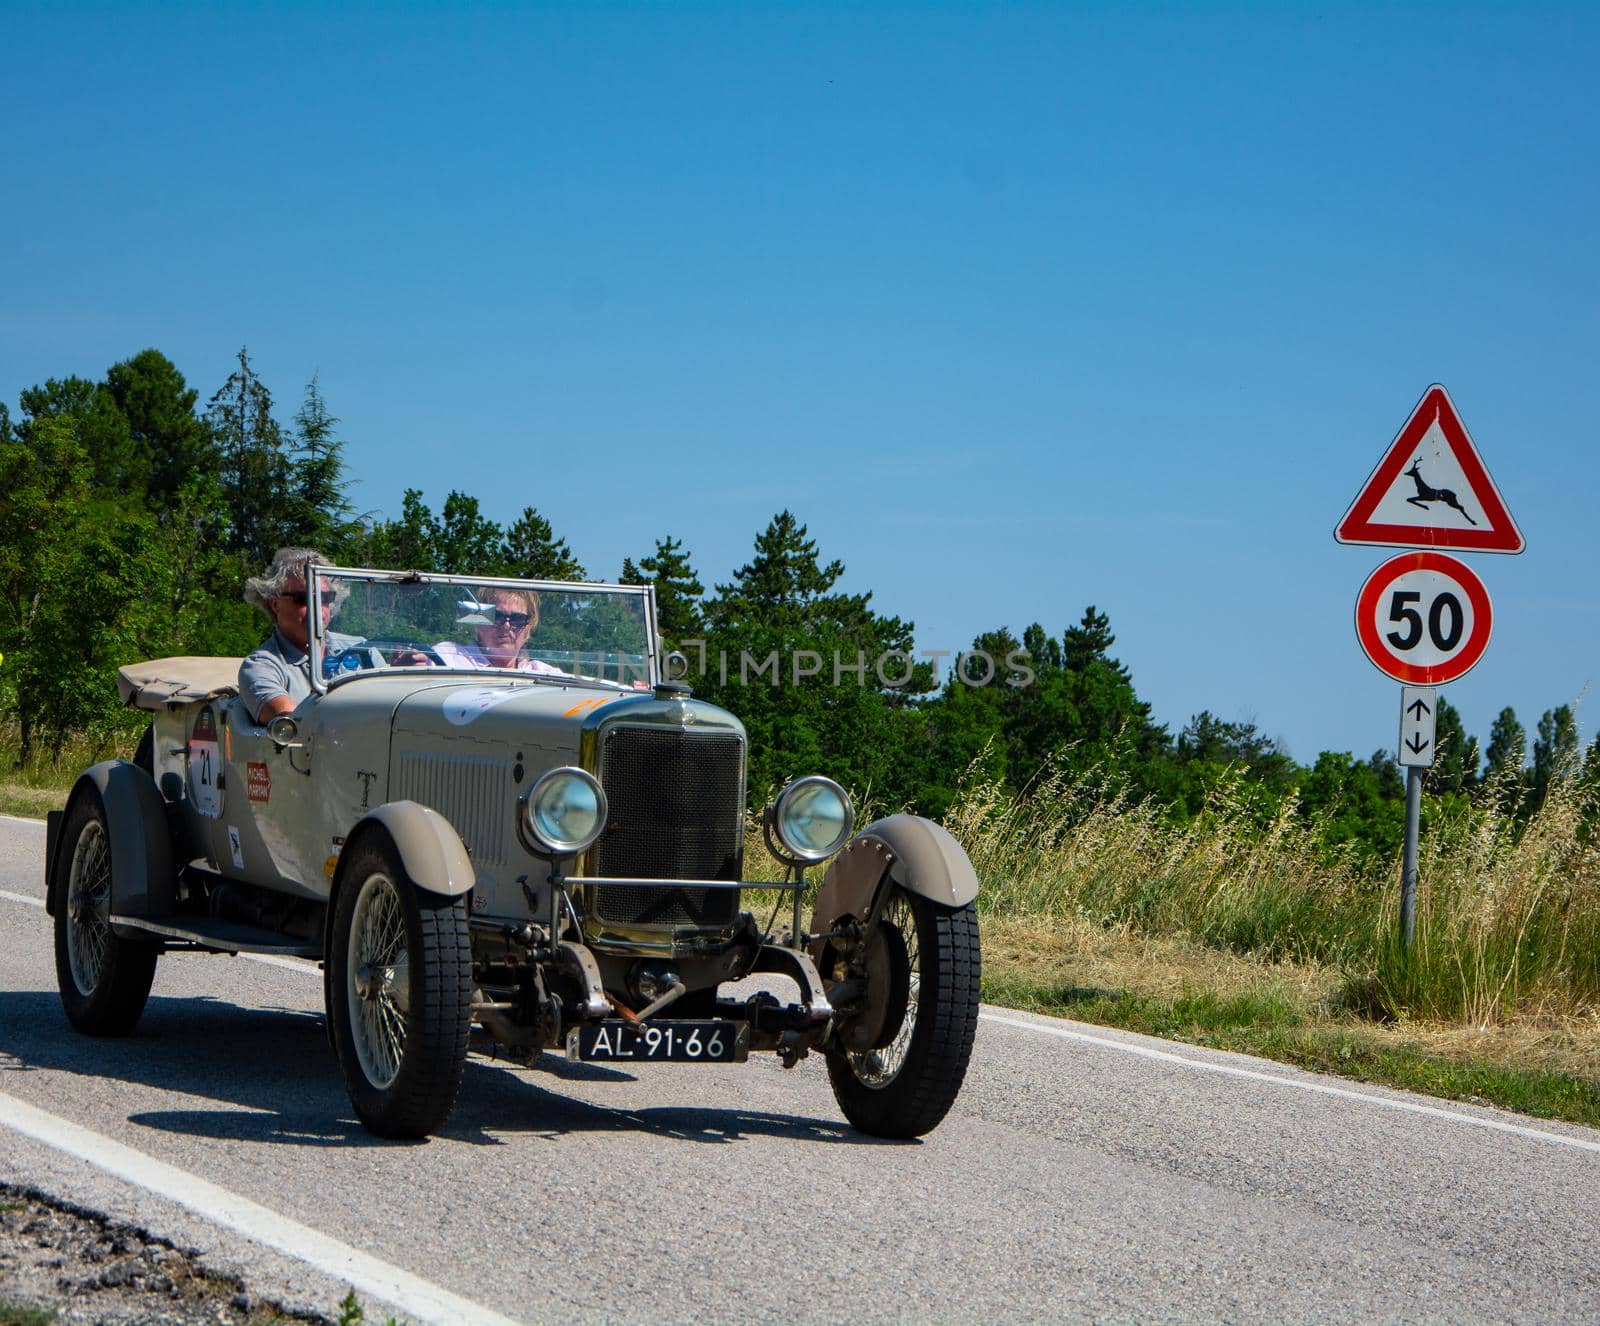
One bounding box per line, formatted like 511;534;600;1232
307;566;657;691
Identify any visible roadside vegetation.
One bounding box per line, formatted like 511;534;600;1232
956;752;1600;1127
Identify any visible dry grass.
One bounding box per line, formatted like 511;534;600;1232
945;750;1600;1030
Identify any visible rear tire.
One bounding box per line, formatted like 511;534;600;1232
327;837;472;1139
53;793;159;1036
825;893;980;1139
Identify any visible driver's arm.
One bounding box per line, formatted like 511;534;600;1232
238;650;301;726
256;693;297;723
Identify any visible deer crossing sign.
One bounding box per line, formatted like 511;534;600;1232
1335;384;1524;554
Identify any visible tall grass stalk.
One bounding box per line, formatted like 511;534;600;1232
944;750;1600;1027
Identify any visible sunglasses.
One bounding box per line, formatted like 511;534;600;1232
283;591;339;607
491;609;532;629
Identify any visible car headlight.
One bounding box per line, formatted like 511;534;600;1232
767;776;854;865
520;767;608;857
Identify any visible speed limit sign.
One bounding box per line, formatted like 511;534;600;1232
1355;551;1493;685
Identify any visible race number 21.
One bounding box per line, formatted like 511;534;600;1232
1355;551;1493;686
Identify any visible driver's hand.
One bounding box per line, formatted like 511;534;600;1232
389;649;432;667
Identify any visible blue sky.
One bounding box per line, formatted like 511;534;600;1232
3;2;1596;764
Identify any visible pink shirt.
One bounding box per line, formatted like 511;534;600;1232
433;640;571;675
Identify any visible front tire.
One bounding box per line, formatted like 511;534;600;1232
825;891;981;1139
53;793;159;1036
327;838;472;1139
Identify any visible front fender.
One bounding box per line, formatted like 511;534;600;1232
809;814;978;958
342;800;475;899
49;761;175;921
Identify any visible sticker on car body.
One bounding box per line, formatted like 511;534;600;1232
247;761;271;804
227;825;244;869
443;687;524;727
189;705;222;818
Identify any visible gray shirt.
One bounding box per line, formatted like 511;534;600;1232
238;628;359;723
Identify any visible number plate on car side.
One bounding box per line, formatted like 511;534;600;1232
567;1020;749;1063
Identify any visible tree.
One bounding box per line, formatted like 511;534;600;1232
500;507;585;580
433;492;502;574
364;489;439;570
0;416;192;759
208;347;292;564
1530;704;1580;812
287;374;359;553
103;349;217;507
621;534;703;643
1483;706;1527;814
698;511;926;799
1429;696;1478;795
1297;750;1407;855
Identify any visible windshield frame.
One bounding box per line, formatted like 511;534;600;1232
305;563;660;695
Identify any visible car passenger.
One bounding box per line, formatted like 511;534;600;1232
434;586;569;675
238;547;353;723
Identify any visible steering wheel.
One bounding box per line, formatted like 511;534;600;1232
362;638;446;668
323;639;445;675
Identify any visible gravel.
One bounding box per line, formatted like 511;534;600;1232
0;1183;316;1326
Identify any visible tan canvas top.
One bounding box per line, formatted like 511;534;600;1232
117;657;244;712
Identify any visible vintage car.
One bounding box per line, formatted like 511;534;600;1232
44;565;981;1139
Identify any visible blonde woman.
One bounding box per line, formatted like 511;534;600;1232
433;587;567;674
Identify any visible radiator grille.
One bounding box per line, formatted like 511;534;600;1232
593;726;744;929
393;751;509;866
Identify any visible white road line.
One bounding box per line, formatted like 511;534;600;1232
0;1089;520;1326
0;813;46;826
979;1010;1600;1155
6;885;1594;1156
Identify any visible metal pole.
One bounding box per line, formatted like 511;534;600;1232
1400;764;1423;948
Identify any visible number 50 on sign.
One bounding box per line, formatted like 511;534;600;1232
1355;551;1493;686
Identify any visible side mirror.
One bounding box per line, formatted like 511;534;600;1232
663;651;690;681
267;715;304;750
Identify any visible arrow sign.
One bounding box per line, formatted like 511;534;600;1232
1399;685;1438;768
1336;384;1524;554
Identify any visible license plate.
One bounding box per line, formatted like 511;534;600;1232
567;1019;749;1063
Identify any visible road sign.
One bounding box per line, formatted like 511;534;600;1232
1355;551;1493;685
1399;686;1437;768
1335;384;1524;554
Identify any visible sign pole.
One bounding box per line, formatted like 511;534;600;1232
1400;764;1422;948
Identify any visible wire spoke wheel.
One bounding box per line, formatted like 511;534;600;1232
53;790;160;1037
347;873;409;1090
328;837;471;1139
826;889;981;1139
846;893;921;1087
66;819;114;995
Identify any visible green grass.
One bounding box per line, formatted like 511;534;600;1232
986;966;1600;1129
0;1303;56;1326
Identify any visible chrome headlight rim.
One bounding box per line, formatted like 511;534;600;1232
519;766;609;858
766;774;854;866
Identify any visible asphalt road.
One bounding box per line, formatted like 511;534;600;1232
3;813;1598;1324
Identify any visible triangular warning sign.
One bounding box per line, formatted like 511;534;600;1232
1336;384;1524;554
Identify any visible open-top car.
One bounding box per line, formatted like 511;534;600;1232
45;565;981;1139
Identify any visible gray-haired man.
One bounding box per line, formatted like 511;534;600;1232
238;547;349;724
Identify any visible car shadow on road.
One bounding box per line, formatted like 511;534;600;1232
0;991;906;1150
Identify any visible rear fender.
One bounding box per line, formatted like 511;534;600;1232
48;761;176;921
809;814;978;962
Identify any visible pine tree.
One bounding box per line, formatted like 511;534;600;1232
1531;704;1579;811
1483;706;1528;814
621;534;703;643
208;347;292;564
1429;696;1479;794
288;374;358;553
500;507;585;580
